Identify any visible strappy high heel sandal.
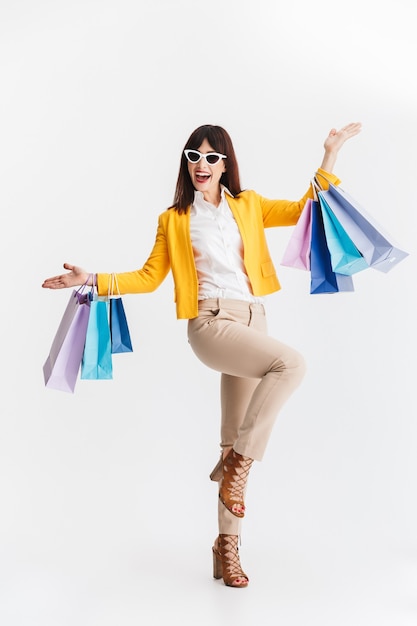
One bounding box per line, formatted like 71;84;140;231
219;449;253;518
212;534;249;588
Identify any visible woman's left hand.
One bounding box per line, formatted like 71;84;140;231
323;122;362;154
320;122;362;172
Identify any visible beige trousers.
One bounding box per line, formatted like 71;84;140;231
187;298;306;534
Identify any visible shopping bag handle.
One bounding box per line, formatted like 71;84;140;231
313;170;341;192
311;177;322;200
312;173;339;195
107;273;122;298
75;274;94;296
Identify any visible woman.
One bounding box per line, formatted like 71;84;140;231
42;121;361;587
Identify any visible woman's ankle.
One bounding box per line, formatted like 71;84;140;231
222;446;232;460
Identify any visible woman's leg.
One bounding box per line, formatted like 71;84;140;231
216;468;249;587
190;299;305;586
188;299;306;461
209;375;256;480
218;375;259;517
220;374;259;452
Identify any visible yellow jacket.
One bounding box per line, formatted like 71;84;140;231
97;168;340;319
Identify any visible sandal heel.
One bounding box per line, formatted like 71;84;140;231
212;548;223;579
209;456;223;482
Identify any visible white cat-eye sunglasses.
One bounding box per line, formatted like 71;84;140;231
184;149;227;165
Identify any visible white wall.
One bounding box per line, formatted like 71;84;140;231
1;1;416;624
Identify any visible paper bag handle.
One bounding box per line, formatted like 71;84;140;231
75;274;94;295
107;273;122;298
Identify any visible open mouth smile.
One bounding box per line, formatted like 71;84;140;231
195;172;211;184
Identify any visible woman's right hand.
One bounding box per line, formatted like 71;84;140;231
42;263;93;289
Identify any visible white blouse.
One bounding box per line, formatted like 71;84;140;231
190;187;264;303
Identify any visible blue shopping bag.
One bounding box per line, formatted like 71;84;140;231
310;199;354;294
318;183;409;273
110;297;133;354
81;295;113;380
318;195;369;276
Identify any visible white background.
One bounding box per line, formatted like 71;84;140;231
1;1;416;624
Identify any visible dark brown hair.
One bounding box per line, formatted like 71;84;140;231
171;125;242;213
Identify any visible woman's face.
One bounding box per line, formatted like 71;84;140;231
187;137;226;204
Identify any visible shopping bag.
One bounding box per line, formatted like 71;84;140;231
318;183;409;273
43;288;91;393
310;199;354;294
281;198;312;270
81;295;113;380
110;297;133;353
108;274;133;354
319;195;369;276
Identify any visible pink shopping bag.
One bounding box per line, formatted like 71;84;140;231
281;198;312;270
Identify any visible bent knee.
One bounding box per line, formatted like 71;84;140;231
272;348;307;381
293;350;307;381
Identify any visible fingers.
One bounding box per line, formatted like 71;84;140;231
41;276;65;289
326;122;361;147
340;122;362;136
42;273;72;289
42;263;74;289
327;122;361;140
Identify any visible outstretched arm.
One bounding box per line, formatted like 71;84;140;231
42;263;94;289
319;122;362;173
42;215;171;294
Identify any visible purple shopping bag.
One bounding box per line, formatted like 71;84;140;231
318;183;409;273
43;288;91;393
281;198;312;270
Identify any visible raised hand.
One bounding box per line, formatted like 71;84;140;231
42;263;93;289
320;122;362;173
323;122;362;153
